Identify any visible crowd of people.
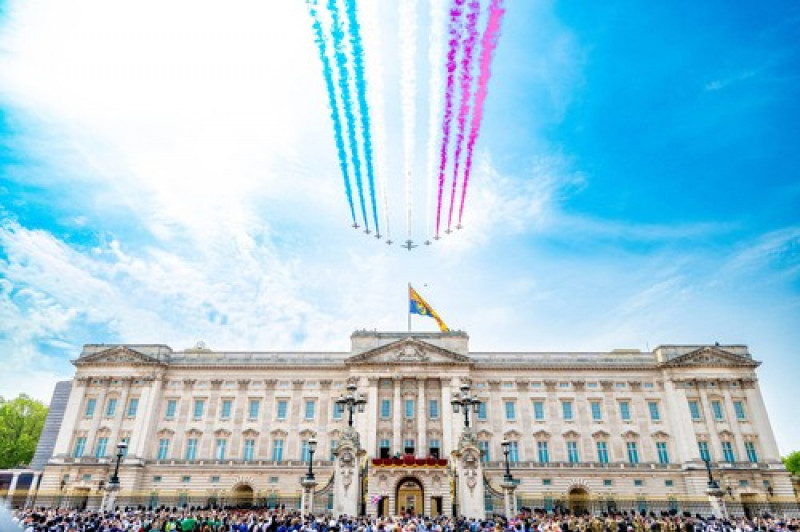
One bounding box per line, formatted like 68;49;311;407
6;506;800;532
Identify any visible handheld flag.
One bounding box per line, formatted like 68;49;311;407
409;284;449;332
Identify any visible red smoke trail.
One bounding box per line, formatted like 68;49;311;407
457;0;506;227
434;0;466;239
446;0;480;232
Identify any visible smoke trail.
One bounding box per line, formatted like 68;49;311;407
446;0;480;232
434;0;466;238
458;0;506;226
329;0;370;231
424;0;448;237
399;0;418;239
360;0;391;240
306;0;356;225
344;0;380;235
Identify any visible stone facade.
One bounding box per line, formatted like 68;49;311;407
34;331;796;517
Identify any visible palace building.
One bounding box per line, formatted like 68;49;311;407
31;330;797;517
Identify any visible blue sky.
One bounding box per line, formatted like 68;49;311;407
1;0;798;452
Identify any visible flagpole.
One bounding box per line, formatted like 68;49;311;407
408;283;412;333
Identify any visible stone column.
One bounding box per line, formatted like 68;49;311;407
6;472;20;504
697;382;723;460
392;378;402;455
502;480;518;518
24;472;41;508
441;379;454;455
744;379;780;461
707;485;727;519
300;478;318;515
366;378;379;456
52;377;89;458
333;427;364;517
661;379;693;463
418;378;427;457
453;431;485;519
108;378;133;449
129;376;163;459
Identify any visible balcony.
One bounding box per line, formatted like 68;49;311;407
371;456;449;467
483;460;682;471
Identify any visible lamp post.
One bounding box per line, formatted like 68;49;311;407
702;455;726;518
500;438;518;518
702;456;719;489
305;437;317;481
450;384;481;430
300;436;318;515
103;441;127;512
336;383;367;428
501;439;513;483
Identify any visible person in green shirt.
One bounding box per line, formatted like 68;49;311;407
181;515;198;531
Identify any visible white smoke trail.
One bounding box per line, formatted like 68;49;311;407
360;0;390;240
399;0;417;240
425;0;448;239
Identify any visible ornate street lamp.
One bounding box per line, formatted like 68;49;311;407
305;437;317;481
702;456;719;489
450;384;481;429
109;441;127;488
336;383;367;427
501;439;513;482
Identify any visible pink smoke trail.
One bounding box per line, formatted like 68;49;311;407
434;0;466;239
446;0;480;232
457;0;506;227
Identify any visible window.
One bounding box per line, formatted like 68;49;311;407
276;400;288;420
85;398;96;418
380;399;391;418
127;398;139;418
721;441;736;462
404;439;415;455
698;441;710;461
619;401;631;421
210;476;220;483
106;398;118;417
193;400;205;419
562;401;573;421
711;400;724;421
479;440;490;463
301;440;311;461
657;442;670;464
244;439;255;461
603;479;612;487
221;400;232;419
591;401;602;421
95;437;108;458
537;441;549;463
734;401;746;420
248;400;260;419
739;479;749;488
689;400;701;420
271;439;284;461
477;402;487;420
379;439;390;458
405;399;415;419
634;479;643;487
627;442;639;464
648;401;660;421
429;439;440;458
330;439;338;461
305;400;315;420
182;476;191;483
596;441;609;463
215;439;227;460
505;401;516;420
533;401;545;420
543;479;552;486
665;480;673;487
157;438;170;460
333;402;344;420
153;476;162;483
745;441;758;463
72;436;86;458
185;439;198;460
165;399;177;419
508;441;519;463
429;399;439;419
567;441;580;463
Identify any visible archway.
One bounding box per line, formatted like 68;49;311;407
567;487;590;515
231;484;254;508
396;477;424;516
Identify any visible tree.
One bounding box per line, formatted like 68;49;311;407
0;394;48;468
784;451;800;475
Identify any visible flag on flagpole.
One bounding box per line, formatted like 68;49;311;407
409;284;449;332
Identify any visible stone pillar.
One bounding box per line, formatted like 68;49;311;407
6;472;20;504
707;486;727;519
502;480;518;518
418;378;427;457
745;379;780;461
441;379;454;455
333;427;364;517
453;430;485;519
392;378;402;455
108;378;133;448
25;472;42;508
102;483;120;512
366;378;379;456
129;376;163;459
661;379;693;463
52;377;89;458
300;478;318;516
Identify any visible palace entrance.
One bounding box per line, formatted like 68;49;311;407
567;487;590;515
396;477;424;516
231;484;254;508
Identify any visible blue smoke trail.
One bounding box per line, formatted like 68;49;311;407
307;0;356;225
343;0;380;236
329;0;370;232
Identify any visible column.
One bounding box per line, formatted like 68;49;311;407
52;377;89;458
392;378;402;455
697;383;722;461
318;380;332;459
366;378;379;456
744;379;780;461
129;376;164;459
261;380;276;459
418;378;427;457
661;379;693;463
721;383;748;461
88;379;110;445
441;379;454;455
108;378;133;449
24;472;41;508
6;472;20;503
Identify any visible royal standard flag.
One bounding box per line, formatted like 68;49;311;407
409;285;449;332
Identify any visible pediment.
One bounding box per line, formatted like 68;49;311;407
346;338;472;366
661;346;759;368
74;346;165;367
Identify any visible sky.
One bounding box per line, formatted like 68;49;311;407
0;0;798;452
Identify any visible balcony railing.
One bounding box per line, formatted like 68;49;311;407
370;456;448;467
